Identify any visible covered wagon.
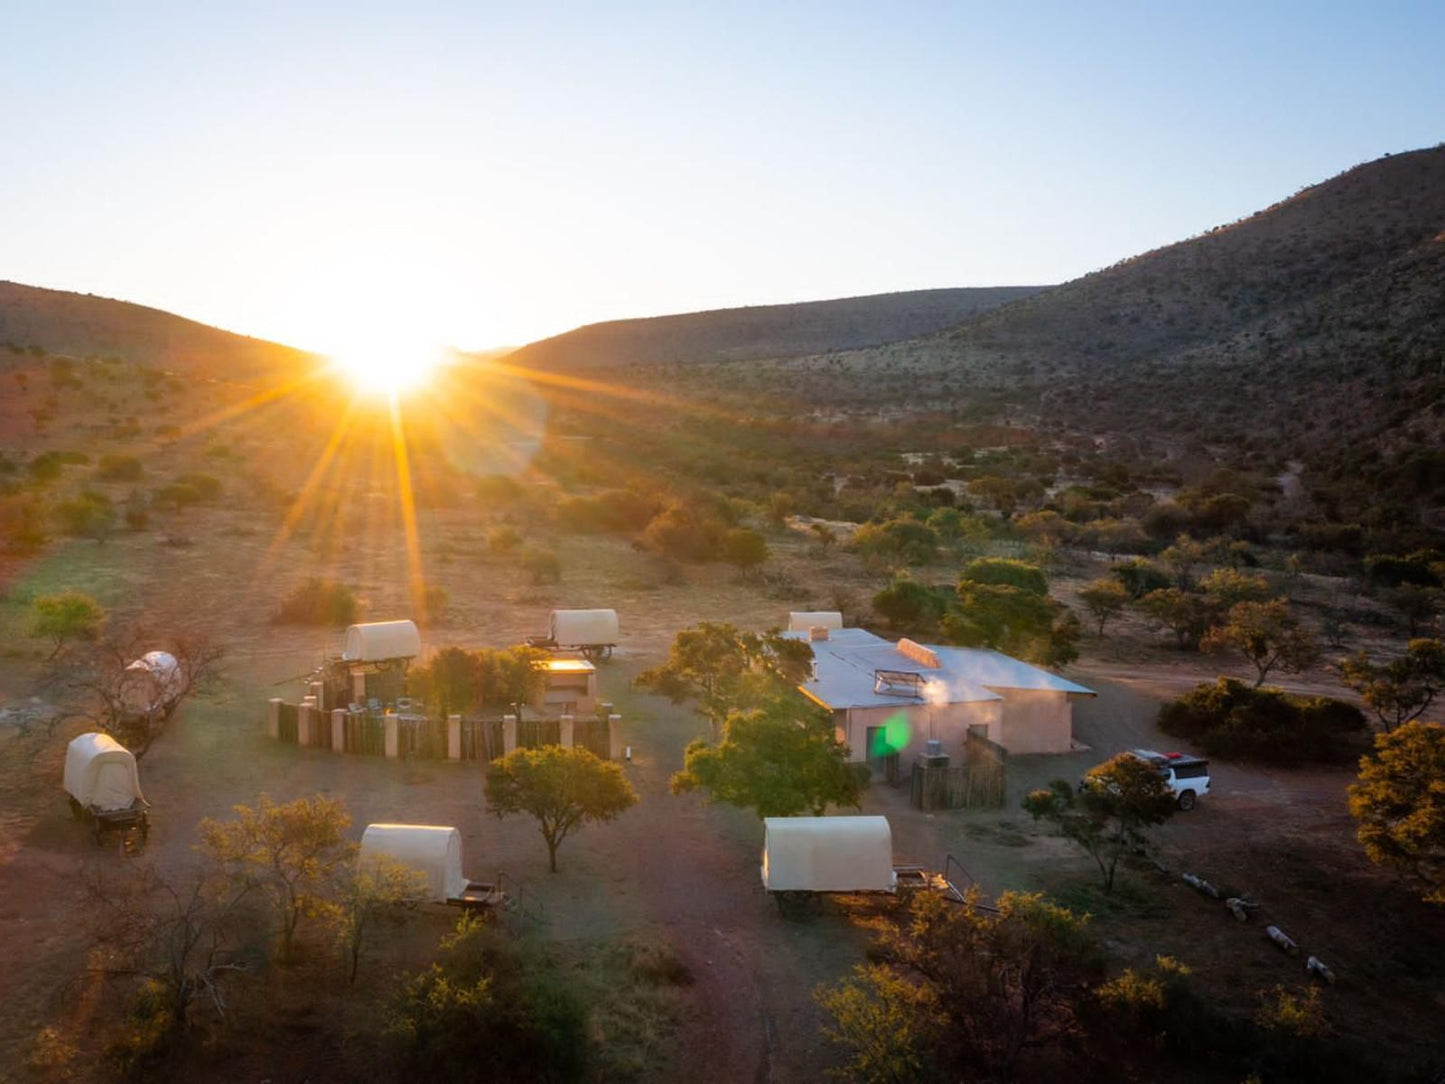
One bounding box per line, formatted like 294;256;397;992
359;824;505;910
119;651;185;719
527;609;619;661
63;732;149;846
342;620;422;663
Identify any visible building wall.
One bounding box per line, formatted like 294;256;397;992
994;689;1073;754
836;700;1002;770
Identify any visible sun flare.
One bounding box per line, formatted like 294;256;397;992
329;339;446;398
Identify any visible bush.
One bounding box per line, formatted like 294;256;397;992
1111;558;1172;599
54;490;116;540
95;453;144;482
384;916;588;1081
959;557;1048;595
487;525;522;553
853;516;938;564
273;579;360;625
522;549;561;584
641;503;723;562
1158;678;1367;764
873;576;949;629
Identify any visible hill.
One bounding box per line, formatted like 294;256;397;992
502;286;1046;371
714;147;1445;518
0;280;316;377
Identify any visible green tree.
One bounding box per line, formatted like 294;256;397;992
1137;588;1215;650
1201;598;1320;687
967;475;1019;519
521;548;561;584
409;646;482;718
872;576;946;630
54;491;117;542
1383;584;1441;637
943;580;1080;666
1158;678;1366;765
1023;753;1177;892
1198;567;1271;611
485;746;637;872
671;700;867;817
1338;639;1445;732
817;890;1099;1081
1160;533;1216;589
198;794;355;960
1078;577;1129;636
721;527;768;578
335;855;431;984
29;590;106;658
958;556;1048;596
636;622;814;736
1348;721;1445;904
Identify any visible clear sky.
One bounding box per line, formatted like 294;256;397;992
2;2;1442;356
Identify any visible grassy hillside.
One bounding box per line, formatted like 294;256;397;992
0;280;317;378
502;286;1045;371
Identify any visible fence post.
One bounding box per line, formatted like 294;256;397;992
384;712;399;759
448;714;462;761
559;714;574;749
331;708;346;753
266;697;281;739
607;714;622;760
502;714;518;756
297;702;312;746
309;681;326;713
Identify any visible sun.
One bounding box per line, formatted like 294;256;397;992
328;339;446;398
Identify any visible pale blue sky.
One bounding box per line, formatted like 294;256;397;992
1;2;1441;353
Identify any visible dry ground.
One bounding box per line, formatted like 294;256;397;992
2;436;1444;1080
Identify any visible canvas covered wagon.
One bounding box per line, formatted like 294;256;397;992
359;824;506;910
63;732;149;846
119;651;185;719
760;815;965;914
527;609;619;661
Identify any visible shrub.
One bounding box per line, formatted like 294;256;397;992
959;557;1048;596
721;527;768;576
95;453;144;482
641;503;723;562
54;490;116;541
872;576;948;629
1158;678;1366;764
273;579;360;625
853;516;938;564
522;549;561;584
1111;559;1172;599
475;473;524;504
487;525;522;553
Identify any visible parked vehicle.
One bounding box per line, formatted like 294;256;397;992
63;732;150;847
1083;749;1211;810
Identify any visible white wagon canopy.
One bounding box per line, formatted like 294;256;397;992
119;651;184;716
359;824;465;903
549;609;619;649
761;815;896;893
64;732;146;812
342;620;421;663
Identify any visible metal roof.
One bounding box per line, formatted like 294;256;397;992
788;628;1093;710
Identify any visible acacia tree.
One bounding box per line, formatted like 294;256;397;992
334;855;430;984
1023;754;1177;893
721;527;769;579
199;794;355;960
1078;578;1129;636
1338;639;1445;732
29;590;106;658
636;622;814;736
1201;598;1319;687
816;890;1100;1081
485;745;637;872
1138;588;1216;650
943;578;1080;667
671;700;868;817
1348;721;1445;904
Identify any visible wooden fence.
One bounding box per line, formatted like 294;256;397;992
911;731;1008;811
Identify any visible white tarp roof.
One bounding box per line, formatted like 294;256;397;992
549;609;619;646
343;620;421;663
63;732;145;811
761;815;896;893
787;611;844;632
359;823;465;903
788;627;1093;710
120;651;182;715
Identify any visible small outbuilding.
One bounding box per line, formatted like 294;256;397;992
761;815;896;893
64;732;146;813
359;823;465;903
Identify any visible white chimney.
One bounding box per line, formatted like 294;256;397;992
808;625;830;642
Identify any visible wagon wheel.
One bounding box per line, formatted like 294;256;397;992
68;796;86;823
581;646;603;662
139;813;150;845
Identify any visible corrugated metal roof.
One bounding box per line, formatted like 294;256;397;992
787;628;1094;709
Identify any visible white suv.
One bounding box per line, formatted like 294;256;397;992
1128;749;1210;810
